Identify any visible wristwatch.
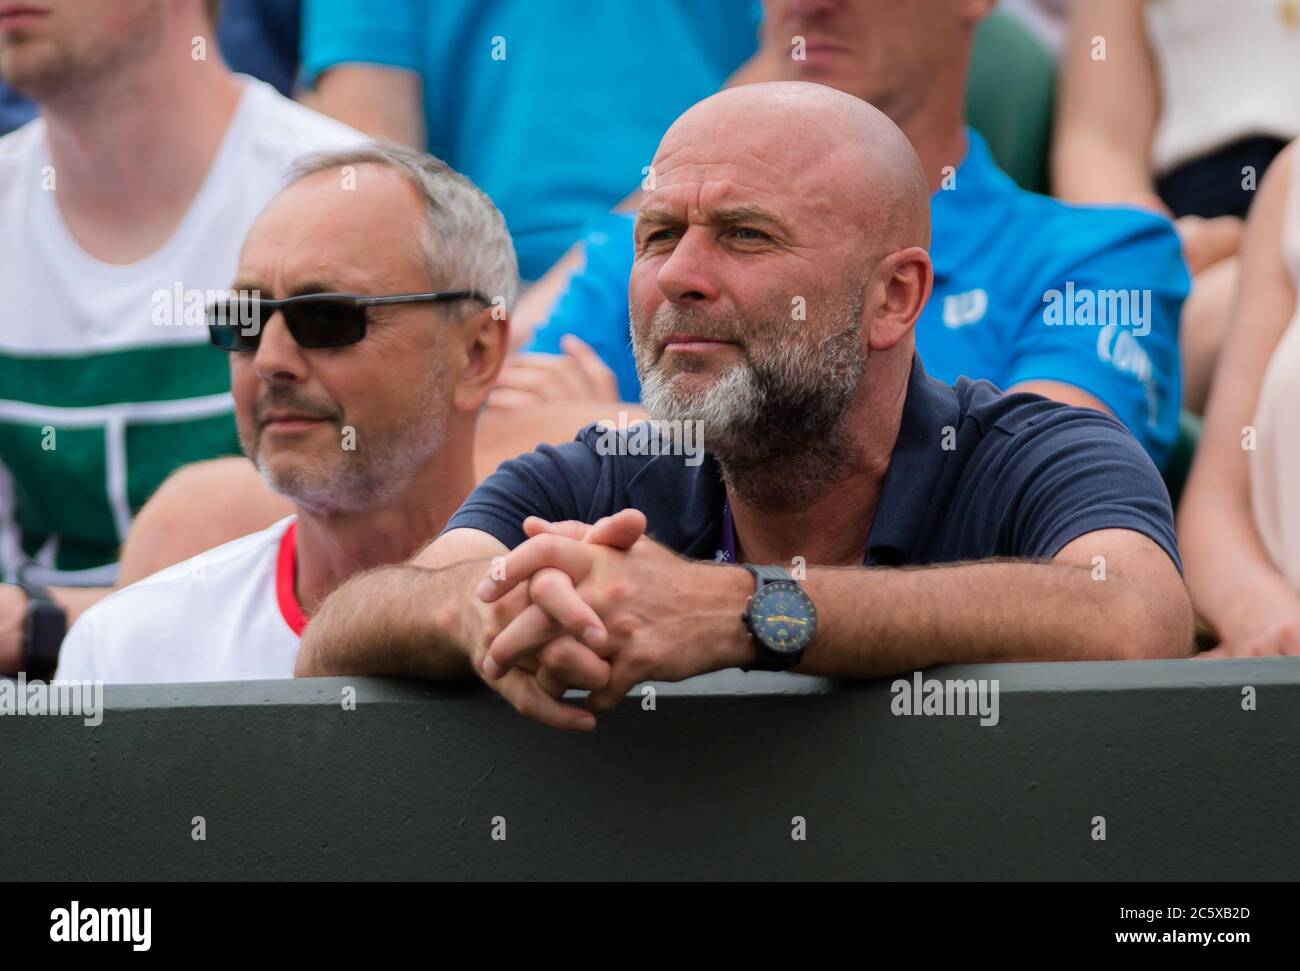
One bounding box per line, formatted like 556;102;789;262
15;578;67;680
740;565;817;672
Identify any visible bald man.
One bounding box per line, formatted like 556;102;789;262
512;0;1187;473
296;83;1192;731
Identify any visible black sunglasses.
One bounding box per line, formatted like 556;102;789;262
207;289;493;351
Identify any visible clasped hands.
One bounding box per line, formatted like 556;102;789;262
467;509;752;730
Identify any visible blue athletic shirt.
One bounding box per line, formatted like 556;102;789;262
526;130;1189;470
301;0;760;280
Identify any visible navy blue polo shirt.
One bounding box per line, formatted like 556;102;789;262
444;356;1182;572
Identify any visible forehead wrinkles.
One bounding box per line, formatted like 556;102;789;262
654;136;791;178
653;138;826;194
646;177;783;221
642;174;849;246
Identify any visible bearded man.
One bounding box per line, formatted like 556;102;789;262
54;142;514;682
294;83;1192;730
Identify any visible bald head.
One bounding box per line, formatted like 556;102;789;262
654;81;930;255
629;82;936;504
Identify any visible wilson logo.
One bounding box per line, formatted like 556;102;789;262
942;288;988;328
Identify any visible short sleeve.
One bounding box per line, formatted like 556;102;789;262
1005;210;1189;472
991;403;1182;572
53;610;107;683
300;0;424;86
442;429;607;550
525;213;641;401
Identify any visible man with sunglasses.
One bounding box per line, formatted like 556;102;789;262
55;143;514;682
0;0;363;680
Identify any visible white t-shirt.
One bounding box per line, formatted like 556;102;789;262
1146;0;1300;174
0;76;363;586
55;516;305;683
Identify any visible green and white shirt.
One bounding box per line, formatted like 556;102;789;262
0;77;363;586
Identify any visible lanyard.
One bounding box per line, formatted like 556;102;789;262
715;500;738;563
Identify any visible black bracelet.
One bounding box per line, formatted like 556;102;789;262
14;577;67;679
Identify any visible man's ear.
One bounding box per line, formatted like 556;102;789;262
866;246;933;352
453;305;509;411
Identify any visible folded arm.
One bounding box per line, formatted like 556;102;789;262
293;557;488;681
295;519;638;731
480;525;1194;715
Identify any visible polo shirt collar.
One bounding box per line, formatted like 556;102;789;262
622;353;960;566
865;353;961;565
929;128;1018;281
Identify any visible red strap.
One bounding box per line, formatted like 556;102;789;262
275;520;308;636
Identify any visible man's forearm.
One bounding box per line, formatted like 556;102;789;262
794;560;1192;679
1053;134;1163;212
295;561;487;679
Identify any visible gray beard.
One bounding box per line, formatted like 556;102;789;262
635;295;866;509
247;366;449;516
255;414;446;516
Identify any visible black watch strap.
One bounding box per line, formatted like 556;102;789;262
14;577;67;679
742;564;793;587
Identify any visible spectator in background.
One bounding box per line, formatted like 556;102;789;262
298;0;763;283
0;0;303;135
1178;143;1300;657
1053;0;1300;413
0;0;361;679
500;0;1188;475
57;144;513;683
295;84;1192;732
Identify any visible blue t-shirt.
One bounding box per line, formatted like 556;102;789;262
300;0;760;280
0;0;301;136
527;130;1190;470
445;355;1182;574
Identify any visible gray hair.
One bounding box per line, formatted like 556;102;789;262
284;141;519;313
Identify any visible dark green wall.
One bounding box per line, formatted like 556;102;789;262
2;659;1297;880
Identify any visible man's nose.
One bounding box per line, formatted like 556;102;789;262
656;227;722;306
251;312;310;383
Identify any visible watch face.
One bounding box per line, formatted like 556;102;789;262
748;581;816;655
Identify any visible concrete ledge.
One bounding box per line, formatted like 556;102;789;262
2;659;1297;880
